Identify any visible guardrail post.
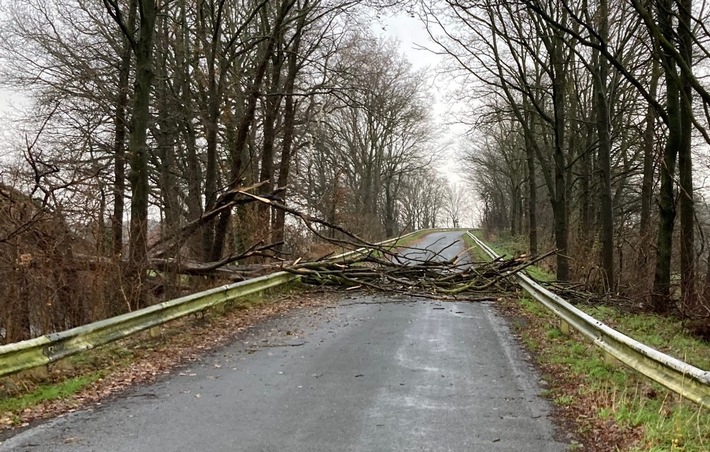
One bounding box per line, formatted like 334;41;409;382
149;326;161;338
559;320;571;336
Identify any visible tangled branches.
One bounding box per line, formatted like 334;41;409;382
284;243;556;301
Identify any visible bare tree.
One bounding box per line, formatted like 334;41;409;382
442;183;467;228
300;34;437;239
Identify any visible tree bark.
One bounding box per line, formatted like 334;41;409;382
551;27;569;281
111;0;137;257
125;0;157;309
639;58;659;246
211;1;293;260
678;0;696;310
652;0;681;311
525;129;538;255
593;0;614;291
177;0;203;259
258;45;285;240
678;0;697;309
272;38;301;246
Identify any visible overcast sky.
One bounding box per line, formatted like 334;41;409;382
374;11;478;226
376;11;468;178
0;10;474;223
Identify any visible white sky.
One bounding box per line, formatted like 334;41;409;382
374;11;479;227
0;88;29;163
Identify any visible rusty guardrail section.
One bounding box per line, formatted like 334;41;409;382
0;230;425;378
467;231;710;409
0;271;298;378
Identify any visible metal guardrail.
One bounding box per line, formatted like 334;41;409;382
0;230;427;378
467;231;710;409
0;271;298;378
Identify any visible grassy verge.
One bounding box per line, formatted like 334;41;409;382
474;234;710;450
503;296;710;451
0;372;105;421
2;229;423;427
465;230;555;281
460;230;486;260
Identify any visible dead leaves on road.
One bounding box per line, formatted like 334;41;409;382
0;290;336;435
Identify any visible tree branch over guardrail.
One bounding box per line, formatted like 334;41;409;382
288;246;556;301
467;231;710;410
0;226;425;378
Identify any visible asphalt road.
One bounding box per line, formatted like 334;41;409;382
0;232;569;451
397;231;472;266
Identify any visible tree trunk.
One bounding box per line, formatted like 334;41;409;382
678;0;696;310
202;101;220;261
211;0;293;260
525;135;538;255
111;0;137;257
552;29;569;281
510;184;519;236
652;0;681;312
579;123;592;238
639;58;659;254
258;47;284;242
211;54;271;260
272;47;300;246
198;0;226;262
178;0;203;259
271;0;307;247
155;15;180;241
126;0;157;310
593;0;614;291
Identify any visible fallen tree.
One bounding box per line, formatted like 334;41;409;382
141;184;557;298
283;245;557;301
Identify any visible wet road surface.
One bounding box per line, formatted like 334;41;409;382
396;231;472;266
0;232;569;451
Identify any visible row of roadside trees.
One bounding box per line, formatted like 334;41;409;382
0;0;462;342
429;0;710;318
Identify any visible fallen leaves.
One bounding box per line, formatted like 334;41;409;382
0;288;337;436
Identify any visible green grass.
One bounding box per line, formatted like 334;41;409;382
1;372;104;419
0;287;281;426
466;230;555;281
519;297;548;317
478;229;710;449
460;231;489;262
584;305;710;374
513;297;710;451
